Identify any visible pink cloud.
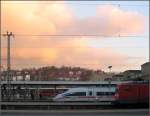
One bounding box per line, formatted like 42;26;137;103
1;39;128;71
1;2;146;71
60;5;145;36
1;3;144;35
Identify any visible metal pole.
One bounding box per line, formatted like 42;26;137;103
149;25;150;62
108;66;112;92
148;1;150;102
6;32;13;101
7;32;10;101
0;29;2;113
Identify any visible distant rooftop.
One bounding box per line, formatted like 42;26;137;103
123;70;142;73
141;62;150;67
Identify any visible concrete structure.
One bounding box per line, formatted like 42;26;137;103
1;81;123;86
141;62;150;80
1;109;149;116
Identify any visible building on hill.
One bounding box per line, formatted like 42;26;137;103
141;62;150;80
116;62;150;81
112;74;124;81
122;70;142;81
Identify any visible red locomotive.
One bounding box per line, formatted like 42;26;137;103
114;81;149;104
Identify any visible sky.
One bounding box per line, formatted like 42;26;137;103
1;1;149;72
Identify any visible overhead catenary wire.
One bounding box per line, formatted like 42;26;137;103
1;62;145;66
1;56;147;60
1;2;149;6
0;45;149;49
0;34;149;38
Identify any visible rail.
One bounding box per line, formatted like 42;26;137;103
1;101;112;106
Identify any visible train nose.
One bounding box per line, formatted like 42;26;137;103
53;94;62;101
53;97;58;101
53;96;59;101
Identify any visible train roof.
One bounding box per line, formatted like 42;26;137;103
118;81;149;85
67;87;116;93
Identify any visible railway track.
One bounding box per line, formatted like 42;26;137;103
1;101;149;110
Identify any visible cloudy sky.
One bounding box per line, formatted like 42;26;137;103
1;1;149;72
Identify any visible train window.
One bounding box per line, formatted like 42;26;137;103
89;91;92;96
97;92;115;96
104;92;113;95
105;92;109;95
109;92;115;95
66;92;86;96
96;92;104;96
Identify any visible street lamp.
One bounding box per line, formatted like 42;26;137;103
108;66;112;87
108;66;112;73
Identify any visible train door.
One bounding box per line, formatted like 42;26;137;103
88;88;95;101
138;84;149;103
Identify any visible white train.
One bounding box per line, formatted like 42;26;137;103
53;87;116;102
